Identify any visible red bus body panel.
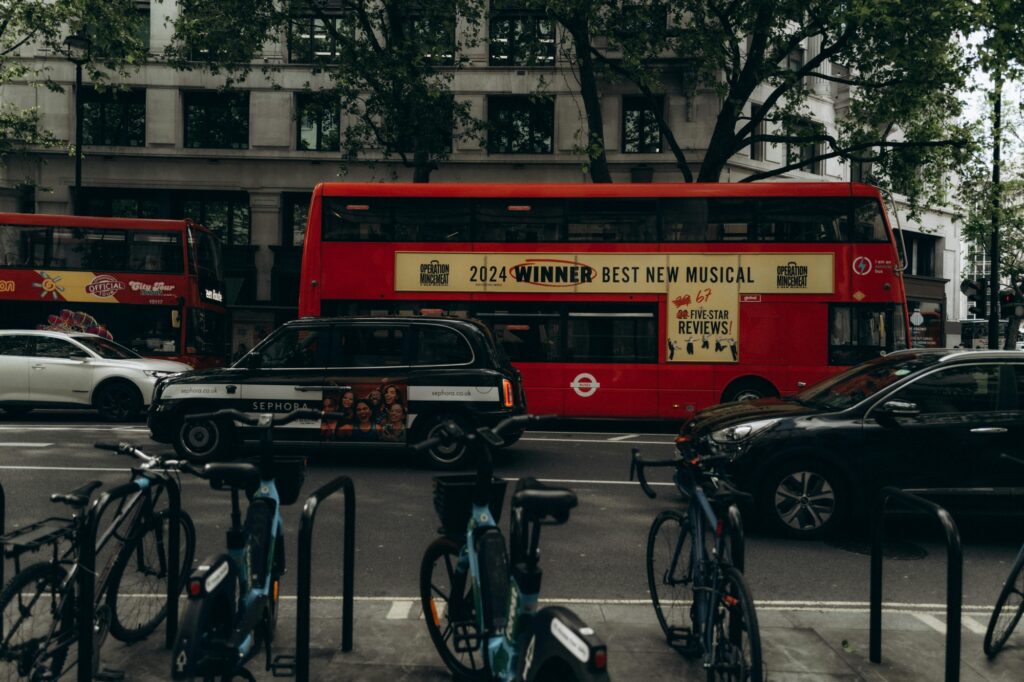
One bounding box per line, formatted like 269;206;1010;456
299;183;909;419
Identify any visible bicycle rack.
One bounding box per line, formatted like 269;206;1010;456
869;487;962;682
285;475;356;682
78;474;183;682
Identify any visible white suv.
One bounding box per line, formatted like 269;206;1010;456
0;330;191;421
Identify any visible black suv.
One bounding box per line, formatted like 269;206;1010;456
148;317;526;468
678;349;1024;539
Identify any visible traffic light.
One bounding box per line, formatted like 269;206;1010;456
961;278;988;318
1000;275;1024;318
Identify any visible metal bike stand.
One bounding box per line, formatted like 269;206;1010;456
290;475;356;682
869;487;962;682
78;475;183;682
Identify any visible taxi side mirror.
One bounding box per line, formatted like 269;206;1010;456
875;399;919;419
246;351;262;369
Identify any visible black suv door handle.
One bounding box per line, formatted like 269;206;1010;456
970;427;1007;434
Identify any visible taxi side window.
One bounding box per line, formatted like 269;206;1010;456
336;326;406;367
259;328;324;368
0;336;32;356
416;326;473;366
891;365;1001;414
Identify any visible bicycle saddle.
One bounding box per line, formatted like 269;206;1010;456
50;480;103;507
203;462;260;490
512;477;577;524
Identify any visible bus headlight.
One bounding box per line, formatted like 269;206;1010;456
710;419;778;444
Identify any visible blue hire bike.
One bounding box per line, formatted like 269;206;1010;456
171;407;316;682
418;414;611;682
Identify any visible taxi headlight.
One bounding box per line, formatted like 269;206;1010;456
709;419;778;444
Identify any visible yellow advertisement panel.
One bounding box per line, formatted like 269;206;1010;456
395;252;834;364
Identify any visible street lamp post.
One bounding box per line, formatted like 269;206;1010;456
63;33;91;215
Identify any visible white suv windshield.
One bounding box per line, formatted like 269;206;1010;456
72;335;140;359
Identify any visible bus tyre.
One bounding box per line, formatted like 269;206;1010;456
417;414;475;470
722;378;777;403
95;381;143;422
174;410;232;462
758;457;849;540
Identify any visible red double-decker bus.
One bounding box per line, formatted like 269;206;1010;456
0;213;228;368
298;183;909;420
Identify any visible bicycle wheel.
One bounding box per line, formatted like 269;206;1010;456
707;565;763;682
0;562;73;682
420;536;488;680
647;509;708;644
984;549;1024;658
107;508;197;643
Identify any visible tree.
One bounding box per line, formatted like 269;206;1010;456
0;1;149;165
541;0;973;197
166;0;485;183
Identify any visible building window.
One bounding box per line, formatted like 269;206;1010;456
489;1;555;66
487;95;554;154
82;87;146;147
183;194;251;245
183;91;249;149
749;103;766;161
411;11;456;65
622;96;662;153
904;232;938;278
288;10;348;64
282;193;311;247
787;118;822;174
296;94;340;151
134;3;150;51
787;47;805;73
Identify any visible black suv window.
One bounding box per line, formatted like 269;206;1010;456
891;365;1002;414
336;326;406;367
258;327;325;368
416;325;473;365
0;336;32;356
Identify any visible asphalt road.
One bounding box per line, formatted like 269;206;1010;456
0;409;1021;615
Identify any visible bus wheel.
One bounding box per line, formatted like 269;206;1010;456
721;378;777;403
417;415;475;470
95;381;143;422
174;410;232;462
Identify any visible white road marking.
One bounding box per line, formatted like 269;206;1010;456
0;465;128;472
607;434;639;441
962;616;988;635
0;426;148;432
521;437;671;446
912;612;947;634
0;443;53;447
387;600;413;620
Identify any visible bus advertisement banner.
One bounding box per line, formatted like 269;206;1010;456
0;269;182;305
395;252;834;364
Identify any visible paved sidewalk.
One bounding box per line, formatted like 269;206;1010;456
97;599;1024;681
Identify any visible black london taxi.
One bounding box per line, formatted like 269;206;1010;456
148;316;527;468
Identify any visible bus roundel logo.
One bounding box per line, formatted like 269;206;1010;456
852;256;872;276
570;373;600;398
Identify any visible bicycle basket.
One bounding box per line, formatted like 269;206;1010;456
433;475;508;536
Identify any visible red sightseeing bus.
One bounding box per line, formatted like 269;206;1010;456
298;183;909;420
0;213;228;368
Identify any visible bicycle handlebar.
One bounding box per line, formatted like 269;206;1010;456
410;413;552;453
630;449;741;499
94;441;204;477
184;407;322;427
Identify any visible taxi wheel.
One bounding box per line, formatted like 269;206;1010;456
174;411;232;462
758;458;850;540
418;415;475;470
95;382;143;422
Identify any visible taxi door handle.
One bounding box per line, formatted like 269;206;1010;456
31;364;45;370
294;385;351;392
970;427;1007;434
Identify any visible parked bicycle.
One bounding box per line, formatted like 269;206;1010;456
0;442;197;681
631;447;763;682
418;415;610;682
171;407;318;681
983;453;1024;658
